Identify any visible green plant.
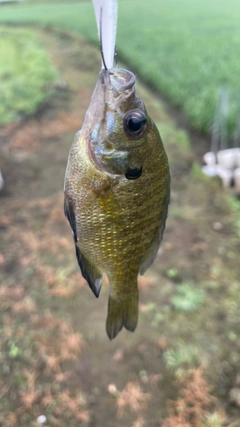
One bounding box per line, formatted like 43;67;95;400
164;344;200;375
166;268;179;279
171;283;205;313
204;412;227;427
8;341;22;358
0;27;57;125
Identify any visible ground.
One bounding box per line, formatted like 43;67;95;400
1;28;240;427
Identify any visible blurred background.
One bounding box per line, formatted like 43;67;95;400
0;1;240;426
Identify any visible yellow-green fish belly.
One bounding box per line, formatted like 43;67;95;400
70;131;169;296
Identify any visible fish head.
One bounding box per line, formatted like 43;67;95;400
83;67;155;177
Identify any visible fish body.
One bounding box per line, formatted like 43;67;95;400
64;67;170;339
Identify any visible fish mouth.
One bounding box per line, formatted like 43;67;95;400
100;68;135;95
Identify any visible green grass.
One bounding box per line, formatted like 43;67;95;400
0;0;240;133
171;282;205;313
0;27;57;125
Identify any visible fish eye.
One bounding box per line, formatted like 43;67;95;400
124;110;147;139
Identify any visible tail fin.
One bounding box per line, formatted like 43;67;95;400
106;292;138;340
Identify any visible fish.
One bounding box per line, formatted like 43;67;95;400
64;64;170;339
64;4;170;340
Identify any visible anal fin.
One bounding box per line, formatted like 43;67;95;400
75;245;103;298
64;197;102;298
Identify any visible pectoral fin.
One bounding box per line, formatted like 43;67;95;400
64;198;103;297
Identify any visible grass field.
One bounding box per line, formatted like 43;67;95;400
0;0;240;134
0;27;57;125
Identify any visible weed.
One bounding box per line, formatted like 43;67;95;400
204;411;227;427
171;283;205;313
116;381;150;418
164;345;200;377
166;268;180;280
162;369;220;427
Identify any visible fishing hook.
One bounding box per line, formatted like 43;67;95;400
114;45;118;67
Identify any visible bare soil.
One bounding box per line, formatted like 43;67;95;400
1;28;240;427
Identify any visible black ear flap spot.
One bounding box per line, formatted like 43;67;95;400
125;166;142;180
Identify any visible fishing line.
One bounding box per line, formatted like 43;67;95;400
100;7;108;70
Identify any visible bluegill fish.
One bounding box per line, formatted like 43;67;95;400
64;66;170;339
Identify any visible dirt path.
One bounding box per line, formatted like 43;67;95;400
1;28;240;426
